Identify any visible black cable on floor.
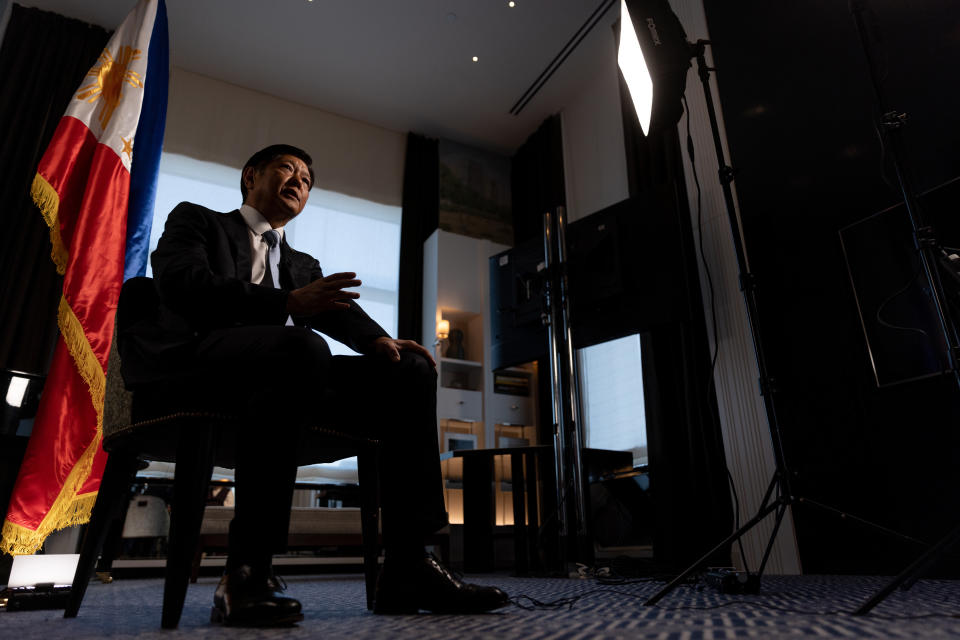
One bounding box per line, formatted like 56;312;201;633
508;585;960;620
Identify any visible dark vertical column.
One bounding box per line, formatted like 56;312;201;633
397;133;439;344
462;453;495;572
525;449;542;572
510;452;527;574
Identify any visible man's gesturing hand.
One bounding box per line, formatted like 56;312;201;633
287;272;362;315
372;337;437;367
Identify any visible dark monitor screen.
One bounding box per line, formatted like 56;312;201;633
489;237;547;371
566;195;686;349
489;193;689;369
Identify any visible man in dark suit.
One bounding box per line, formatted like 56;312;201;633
148;144;508;626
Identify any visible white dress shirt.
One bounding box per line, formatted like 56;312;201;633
238;204;285;285
239;204;294;326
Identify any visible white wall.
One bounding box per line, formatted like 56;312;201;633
164;67;406;207
0;0;12;47
559;20;630;223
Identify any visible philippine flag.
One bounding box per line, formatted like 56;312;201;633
1;0;168;555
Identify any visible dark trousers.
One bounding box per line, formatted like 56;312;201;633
189;325;448;569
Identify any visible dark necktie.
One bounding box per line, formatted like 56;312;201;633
261;229;280;288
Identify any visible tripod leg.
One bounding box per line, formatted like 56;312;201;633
854;523;960;615
799;497;927;547
644;498;782;606
756;471;781;513
756;503;789;578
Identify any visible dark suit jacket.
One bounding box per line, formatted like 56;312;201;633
121;201;389;385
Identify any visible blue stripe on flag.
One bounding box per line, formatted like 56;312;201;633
124;0;168;281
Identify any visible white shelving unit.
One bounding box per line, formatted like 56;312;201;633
422;229;540;525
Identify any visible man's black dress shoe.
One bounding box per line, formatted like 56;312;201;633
211;565;303;626
374;554;510;614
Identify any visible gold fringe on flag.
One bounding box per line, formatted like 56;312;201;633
31;172;68;275
0;437;101;556
57;295;106;432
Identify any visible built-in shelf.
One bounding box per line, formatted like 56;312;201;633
440;357;482;369
424;229;540;529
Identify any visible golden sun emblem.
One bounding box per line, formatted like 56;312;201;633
76;45;144;130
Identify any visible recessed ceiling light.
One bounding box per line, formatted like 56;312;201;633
508;1;516;7
472;56;479;62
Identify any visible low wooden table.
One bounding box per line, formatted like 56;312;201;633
441;445;551;573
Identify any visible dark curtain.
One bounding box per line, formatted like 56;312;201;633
618;74;734;571
0;5;109;374
397;133;439;344
510;115;566;245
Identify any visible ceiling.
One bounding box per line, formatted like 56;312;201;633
14;0;622;155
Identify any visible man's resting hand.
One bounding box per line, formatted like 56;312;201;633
372;337;436;367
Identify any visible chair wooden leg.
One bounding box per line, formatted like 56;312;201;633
357;449;381;610
161;427;216;629
94;485;134;582
65;451;140;618
190;536;204;584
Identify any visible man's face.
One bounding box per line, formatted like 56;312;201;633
243;154;312;226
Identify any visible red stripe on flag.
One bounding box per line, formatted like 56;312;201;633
36;117;99;252
62;144;129;368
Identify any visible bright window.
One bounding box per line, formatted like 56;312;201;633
578;334;648;466
149;153;401;355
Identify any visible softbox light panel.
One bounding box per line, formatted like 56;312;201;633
619;0;692;135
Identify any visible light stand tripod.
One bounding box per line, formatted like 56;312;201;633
848;0;960;614
646;23;960;606
644;39;794;606
541;207;592;571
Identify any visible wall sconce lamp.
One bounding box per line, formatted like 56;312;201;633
436;319;450;341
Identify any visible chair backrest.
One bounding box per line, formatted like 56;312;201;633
116;276;162;338
104;277;205;456
113;276;200;391
103;277;162;446
102;324;134;444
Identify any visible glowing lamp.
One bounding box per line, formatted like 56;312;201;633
618;0;655;134
436;319;450;341
617;0;692;136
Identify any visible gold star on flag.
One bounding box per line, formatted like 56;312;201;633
120;137;133;160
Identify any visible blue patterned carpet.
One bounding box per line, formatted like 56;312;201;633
2;574;960;639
